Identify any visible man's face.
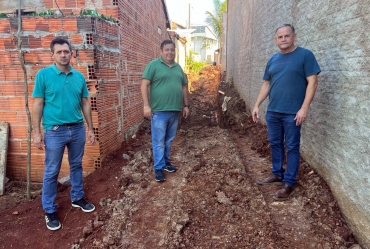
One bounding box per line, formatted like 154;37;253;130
51;43;72;67
160;43;175;63
275;26;296;52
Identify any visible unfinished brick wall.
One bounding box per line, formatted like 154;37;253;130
0;16;120;181
1;0;170;182
41;0;118;19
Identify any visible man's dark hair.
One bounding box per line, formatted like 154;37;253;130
275;24;295;34
50;38;72;53
160;40;175;50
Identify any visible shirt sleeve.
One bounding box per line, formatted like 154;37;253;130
82;78;89;98
32;70;45;98
304;50;321;77
142;61;154;81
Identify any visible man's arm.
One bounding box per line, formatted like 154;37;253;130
295;74;318;126
182;84;189;118
81;97;96;145
32;98;44;150
252;80;270;123
141;79;152;119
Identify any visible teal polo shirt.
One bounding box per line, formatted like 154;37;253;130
142;57;188;112
32;64;89;131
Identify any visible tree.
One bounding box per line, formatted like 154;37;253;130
204;0;227;42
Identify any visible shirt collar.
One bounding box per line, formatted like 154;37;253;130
51;63;74;74
159;57;177;67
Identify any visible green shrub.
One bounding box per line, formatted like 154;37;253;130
186;55;205;74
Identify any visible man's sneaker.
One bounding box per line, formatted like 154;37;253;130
72;198;95;212
45;212;61;231
163;164;177;173
155;170;166;182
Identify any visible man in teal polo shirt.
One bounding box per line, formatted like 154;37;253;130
141;40;189;182
32;38;96;230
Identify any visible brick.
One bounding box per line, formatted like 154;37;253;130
0;83;15;95
55;0;66;8
10;51;20;65
70;34;84;44
49;18;63;32
0;52;11;66
63;18;78;32
22;18;36;31
42;34;55;49
65;0;77;8
0;98;10;110
43;0;53;8
78;50;95;63
24;51;39;64
8;97;25;111
4;37;17;49
0;19;10;33
0;68;5;81
36;19;49;32
37;51;53;64
77;0;86;8
29;36;42;49
4;67;23;81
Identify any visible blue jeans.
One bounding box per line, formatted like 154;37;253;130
42;124;86;213
266;111;301;188
151;111;179;170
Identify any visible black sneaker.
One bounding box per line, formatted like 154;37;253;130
72;198;95;212
45;212;61;231
163;164;177;173
155;170;166;182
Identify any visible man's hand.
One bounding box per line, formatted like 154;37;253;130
252;106;259;123
87;130;96;145
143;106;152;119
33;132;44;150
294;108;308;126
182;106;189;118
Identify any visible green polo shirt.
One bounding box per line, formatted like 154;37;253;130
32;64;89;131
142;57;187;112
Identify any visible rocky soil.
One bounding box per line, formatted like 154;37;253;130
0;65;364;249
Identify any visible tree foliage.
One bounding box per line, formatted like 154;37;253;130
204;0;227;41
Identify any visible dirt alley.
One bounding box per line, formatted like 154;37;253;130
0;65;364;249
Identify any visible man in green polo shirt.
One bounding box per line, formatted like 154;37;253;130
141;40;189;182
32;38;96;231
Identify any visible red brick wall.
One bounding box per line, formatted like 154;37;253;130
118;0;169;136
0;0;170;182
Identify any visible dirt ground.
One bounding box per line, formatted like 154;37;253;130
0;65;364;249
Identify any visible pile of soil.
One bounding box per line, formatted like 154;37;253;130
0;65;363;249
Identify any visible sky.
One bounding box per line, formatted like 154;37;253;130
165;0;215;27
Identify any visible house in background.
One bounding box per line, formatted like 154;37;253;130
190;24;218;63
169;21;195;69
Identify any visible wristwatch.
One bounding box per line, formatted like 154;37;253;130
184;105;189;108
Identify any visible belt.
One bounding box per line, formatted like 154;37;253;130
58;123;82;126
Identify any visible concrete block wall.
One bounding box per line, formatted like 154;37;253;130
226;0;370;247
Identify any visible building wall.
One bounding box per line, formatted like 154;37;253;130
118;0;169;138
0;0;169;181
226;0;370;247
